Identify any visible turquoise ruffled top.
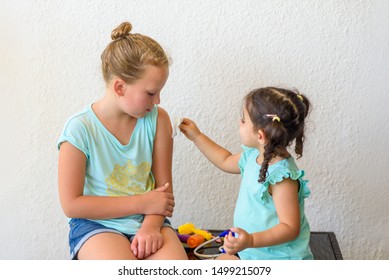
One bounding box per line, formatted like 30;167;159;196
234;146;313;260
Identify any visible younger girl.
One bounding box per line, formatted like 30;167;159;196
179;87;313;260
57;22;187;260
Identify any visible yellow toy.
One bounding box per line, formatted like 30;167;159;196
178;223;213;240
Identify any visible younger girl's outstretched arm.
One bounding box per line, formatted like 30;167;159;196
179;118;241;174
223;178;301;255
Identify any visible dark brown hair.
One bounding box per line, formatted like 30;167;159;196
244;87;311;183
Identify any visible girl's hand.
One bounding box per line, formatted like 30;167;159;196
143;183;175;217
179;118;202;141
223;227;253;255
131;225;163;259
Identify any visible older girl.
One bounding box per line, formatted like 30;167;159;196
58;22;187;260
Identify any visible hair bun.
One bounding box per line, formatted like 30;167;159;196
111;22;132;40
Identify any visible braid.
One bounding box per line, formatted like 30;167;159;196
295;131;304;158
259;143;276;183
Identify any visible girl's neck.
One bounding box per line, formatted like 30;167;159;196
92;96;138;145
94;94;134;122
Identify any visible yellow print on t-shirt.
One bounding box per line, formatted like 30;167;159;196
105;160;154;196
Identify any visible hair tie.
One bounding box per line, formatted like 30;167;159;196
265;114;281;122
297;94;304;101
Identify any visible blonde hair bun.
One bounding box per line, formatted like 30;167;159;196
101;21;169;84
111;22;132;40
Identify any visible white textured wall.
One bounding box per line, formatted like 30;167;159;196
1;0;388;260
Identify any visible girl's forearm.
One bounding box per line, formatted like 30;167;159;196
142;215;165;230
62;194;147;219
193;133;232;170
251;223;300;248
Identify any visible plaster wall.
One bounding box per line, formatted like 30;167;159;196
0;0;388;259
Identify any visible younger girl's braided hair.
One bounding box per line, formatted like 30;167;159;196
244;87;311;183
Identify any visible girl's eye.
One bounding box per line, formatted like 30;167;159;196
147;92;156;96
240;113;245;123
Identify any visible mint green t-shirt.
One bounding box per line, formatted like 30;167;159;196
57;104;163;235
234;146;313;260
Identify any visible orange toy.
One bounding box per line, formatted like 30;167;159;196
187;234;205;248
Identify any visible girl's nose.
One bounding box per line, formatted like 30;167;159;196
153;93;161;105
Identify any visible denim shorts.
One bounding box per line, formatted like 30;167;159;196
68;218;136;260
68;218;172;259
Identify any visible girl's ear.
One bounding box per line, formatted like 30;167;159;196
257;129;267;145
113;79;126;97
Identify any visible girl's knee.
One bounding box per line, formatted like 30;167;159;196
78;232;136;260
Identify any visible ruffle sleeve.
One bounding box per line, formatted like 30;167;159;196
259;166;311;204
238;145;258;175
